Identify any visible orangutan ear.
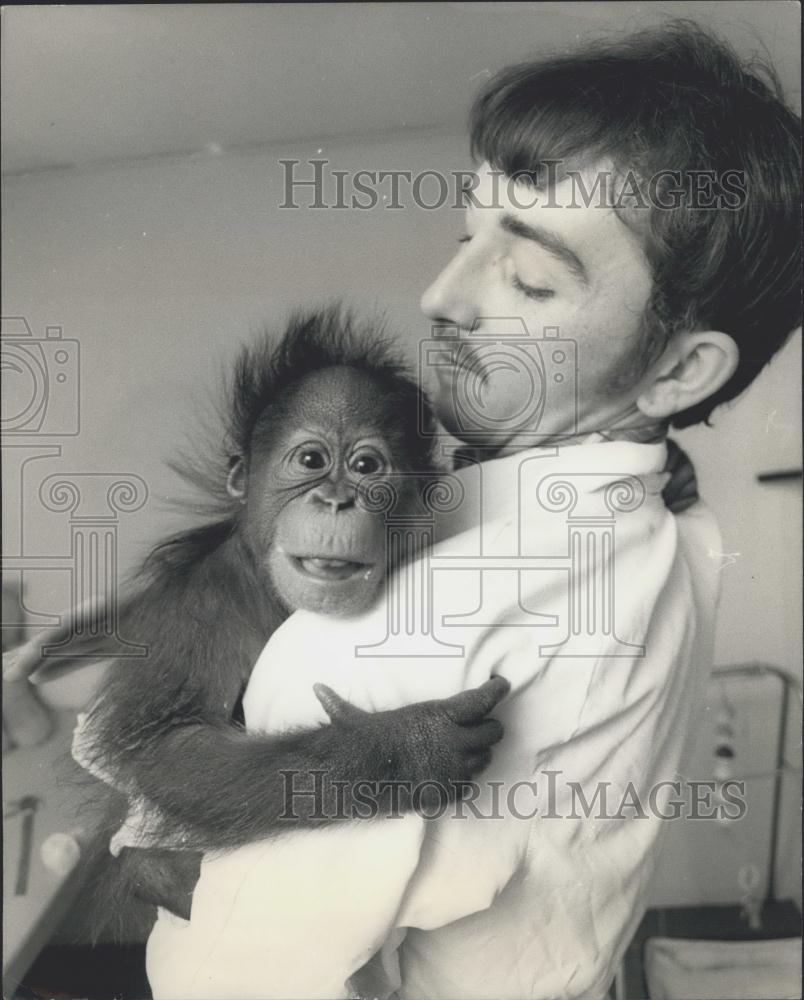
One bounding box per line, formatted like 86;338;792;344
226;456;247;501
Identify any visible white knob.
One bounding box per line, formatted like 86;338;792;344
41;831;81;876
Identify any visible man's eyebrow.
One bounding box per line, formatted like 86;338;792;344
500;214;589;285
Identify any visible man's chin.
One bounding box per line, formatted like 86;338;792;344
435;402;580;450
434;406;507;449
433;404;472;442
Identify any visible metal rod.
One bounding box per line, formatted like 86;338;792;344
14;799;38;896
767;674;790;901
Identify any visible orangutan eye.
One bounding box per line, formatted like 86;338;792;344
349;450;386;476
293;446;329;472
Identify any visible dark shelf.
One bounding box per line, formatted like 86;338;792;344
756;468;802;483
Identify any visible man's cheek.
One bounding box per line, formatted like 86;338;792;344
433;388;462;436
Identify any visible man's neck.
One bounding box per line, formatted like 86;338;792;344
575;422;669;445
453;420;668;467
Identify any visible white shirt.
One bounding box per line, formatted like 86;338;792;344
147;441;722;1000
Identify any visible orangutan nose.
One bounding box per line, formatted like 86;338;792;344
310;481;355;512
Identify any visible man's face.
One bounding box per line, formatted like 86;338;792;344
420;162;655;447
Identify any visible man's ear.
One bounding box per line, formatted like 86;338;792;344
226;456;247;501
635;331;739;420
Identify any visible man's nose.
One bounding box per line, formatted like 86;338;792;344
420;251;478;330
309;479;355;512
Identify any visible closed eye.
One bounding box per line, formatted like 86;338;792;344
512;276;555;301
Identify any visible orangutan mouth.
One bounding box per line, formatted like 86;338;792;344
292;556;371;581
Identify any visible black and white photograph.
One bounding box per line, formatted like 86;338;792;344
2;3;801;999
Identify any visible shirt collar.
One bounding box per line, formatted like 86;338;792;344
443;440;668;534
